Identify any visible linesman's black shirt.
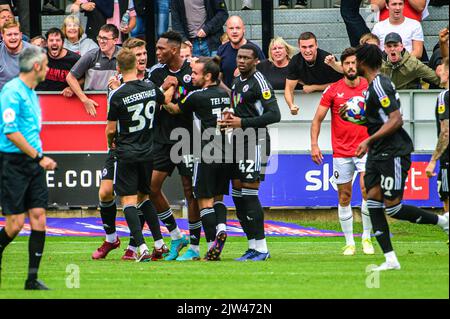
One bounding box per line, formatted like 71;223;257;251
435;89;449;164
365;74;413;160
180;85;231;162
231;71;281;141
148;60;196;145
107;80;165;162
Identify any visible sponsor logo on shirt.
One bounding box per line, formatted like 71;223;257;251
337;93;344;98
232;92;243;107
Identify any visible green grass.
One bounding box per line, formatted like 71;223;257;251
0;220;448;299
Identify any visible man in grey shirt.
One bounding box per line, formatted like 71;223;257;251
171;0;228;57
0;20;30;90
66;24;120;117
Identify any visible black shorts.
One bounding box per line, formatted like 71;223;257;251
232;143;270;183
193;162;231;199
114;160;153;196
152;141;194;177
101;150;116;181
364;155;411;200
438;163;449;202
0;153;48;215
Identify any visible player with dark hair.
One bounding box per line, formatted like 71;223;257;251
219;44;281;261
164;56;232;261
148;30;196;260
106;48;170;262
426;57;449;243
311;47;374;256
340;44;448;271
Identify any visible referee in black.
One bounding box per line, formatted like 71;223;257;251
0;46;57;290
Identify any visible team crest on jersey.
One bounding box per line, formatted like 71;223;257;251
438;103;446;114
243;84;249;93
183;74;192;83
380;96;391;108
262;89;272;100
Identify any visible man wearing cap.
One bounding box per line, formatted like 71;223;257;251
381;32;441;90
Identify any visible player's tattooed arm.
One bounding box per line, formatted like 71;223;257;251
163;102;181;115
106;121;117;149
426;119;449;177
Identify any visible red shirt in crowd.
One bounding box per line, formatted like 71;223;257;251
379;0;423;21
319;77;370;158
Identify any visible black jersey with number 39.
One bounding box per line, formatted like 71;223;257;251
108;80;165;162
435;89;449;164
365;74;414;160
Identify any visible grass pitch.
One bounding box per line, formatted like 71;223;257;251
0;220;448;299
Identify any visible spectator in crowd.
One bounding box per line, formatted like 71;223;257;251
171;0;229;57
156;0;170;38
372;0;428;21
105;0;136;44
256;36;299;90
360;32;381;45
0;20;30;90
0;0;30;37
341;0;371;47
372;0;424;59
217;15;265;88
180;42;193;60
242;0;308;9
429;27;449;80
62;15;98;56
66;24;120;117
30;35;46;48
381;32;440;89
285;32;342;115
42;0;64;14
36;28;80;97
130;0;146;38
0;7;28;42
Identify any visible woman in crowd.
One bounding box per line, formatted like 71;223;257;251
256;36;298;90
62;14;98;55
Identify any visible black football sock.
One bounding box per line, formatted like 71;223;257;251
367;200;394;254
128;210;145;248
188;220;202;246
28;230;46;281
0;228;14;256
200;208;217;244
232;188;253;240
157;208;178;232
242;188;265;240
99;200;117;235
123;205;145;247
139;200;163;242
386;203;439;225
214;201;228;228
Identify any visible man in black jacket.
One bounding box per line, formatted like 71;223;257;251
171;0;228;57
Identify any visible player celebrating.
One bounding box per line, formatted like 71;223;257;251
106;48;169;262
340;44;448;271
426;57;449;241
311;47;374;256
148;31;198;261
219;44;281;261
163;56;232;261
92;38;168;261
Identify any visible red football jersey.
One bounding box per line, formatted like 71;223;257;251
319;77;369;158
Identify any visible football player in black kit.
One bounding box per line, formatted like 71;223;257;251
340;44;448;271
164;56;232;261
219;44;281;261
426;57;449;244
148;31;197;260
106;48;170;262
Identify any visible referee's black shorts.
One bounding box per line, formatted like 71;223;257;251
193;162;231;199
114;159;153;196
0;152;48;215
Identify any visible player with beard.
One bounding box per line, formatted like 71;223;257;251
340;44;448;271
219;44;281;261
311;47;374;256
147;31;198;261
163;56;232;261
35;28;80;97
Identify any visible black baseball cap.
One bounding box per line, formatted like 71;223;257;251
385;32;403;44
